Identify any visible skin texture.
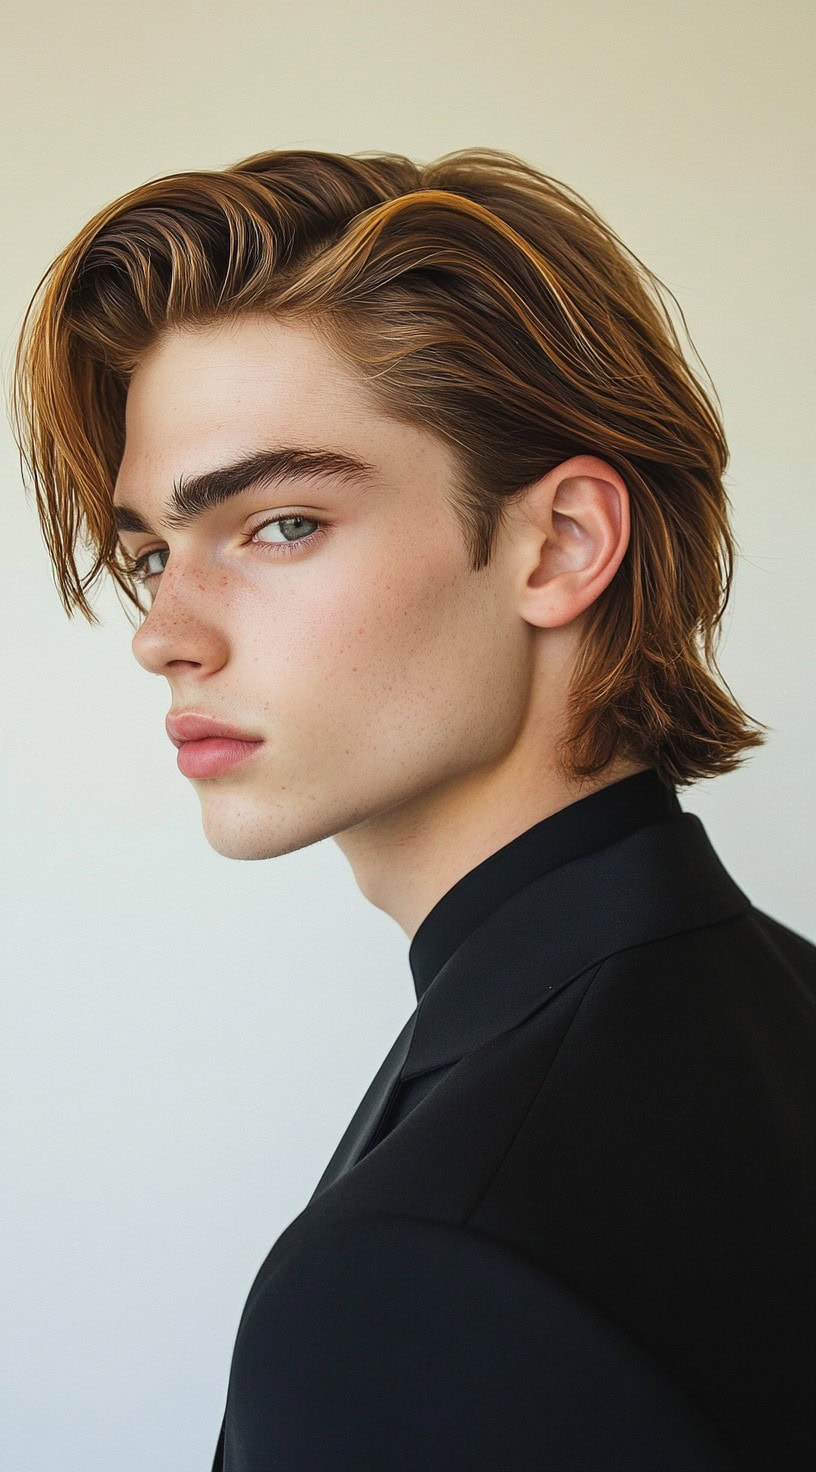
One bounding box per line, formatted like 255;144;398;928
115;314;647;939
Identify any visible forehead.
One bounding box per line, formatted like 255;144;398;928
114;313;461;527
120;315;377;468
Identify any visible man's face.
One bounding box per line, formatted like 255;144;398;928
116;314;538;863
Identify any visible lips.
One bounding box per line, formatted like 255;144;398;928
165;711;264;748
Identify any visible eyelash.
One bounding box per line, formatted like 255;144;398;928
124;515;328;584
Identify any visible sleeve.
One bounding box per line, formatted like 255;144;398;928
223;1214;734;1472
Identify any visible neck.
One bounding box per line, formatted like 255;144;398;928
333;745;650;941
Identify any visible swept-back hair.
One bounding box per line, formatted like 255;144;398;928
10;145;769;788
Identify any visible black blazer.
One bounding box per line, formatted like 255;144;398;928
212;806;816;1471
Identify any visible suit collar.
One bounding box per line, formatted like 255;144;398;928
408;767;683;1001
403;810;753;1079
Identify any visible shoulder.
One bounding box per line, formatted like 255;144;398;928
226;1214;733;1471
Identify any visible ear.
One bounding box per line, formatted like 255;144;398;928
507;455;631;631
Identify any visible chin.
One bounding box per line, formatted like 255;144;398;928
197;800;338;863
199;820;299;862
201;830;271;861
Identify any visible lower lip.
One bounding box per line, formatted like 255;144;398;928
176;738;264;778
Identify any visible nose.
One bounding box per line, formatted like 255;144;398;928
130;574;228;676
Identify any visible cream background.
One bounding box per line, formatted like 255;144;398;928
1;2;813;1468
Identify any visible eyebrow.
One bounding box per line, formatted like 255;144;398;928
112;445;379;537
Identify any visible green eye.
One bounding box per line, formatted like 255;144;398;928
126;515;328;585
254;515;321;545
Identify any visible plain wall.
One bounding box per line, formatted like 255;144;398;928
2;2;814;1468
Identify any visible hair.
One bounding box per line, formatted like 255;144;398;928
9;144;769;791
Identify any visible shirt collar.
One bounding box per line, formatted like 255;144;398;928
408;767;682;1003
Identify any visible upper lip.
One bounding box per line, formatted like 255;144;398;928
165;712;264;747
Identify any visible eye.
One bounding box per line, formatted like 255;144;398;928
124;514;327;585
126;547;168;583
253;514;325;553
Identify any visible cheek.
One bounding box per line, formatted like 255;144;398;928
321;550;462;687
276;545;518;749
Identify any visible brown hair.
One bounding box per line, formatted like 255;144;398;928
9;145;769;790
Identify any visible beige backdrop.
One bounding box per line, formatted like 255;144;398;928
2;2;813;1468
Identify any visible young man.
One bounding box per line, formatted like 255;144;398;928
12;147;815;1471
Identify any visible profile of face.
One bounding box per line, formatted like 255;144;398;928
115;314;630;884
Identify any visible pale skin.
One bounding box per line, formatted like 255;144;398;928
114;313;648;940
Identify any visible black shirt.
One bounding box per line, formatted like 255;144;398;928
377;767;682;1140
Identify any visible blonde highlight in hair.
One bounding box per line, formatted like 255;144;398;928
10;145;769;789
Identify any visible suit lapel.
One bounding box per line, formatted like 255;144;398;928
401;810;752;1079
307;1008;418;1202
309;809;752;1204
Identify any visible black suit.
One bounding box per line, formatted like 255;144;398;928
212;770;816;1470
